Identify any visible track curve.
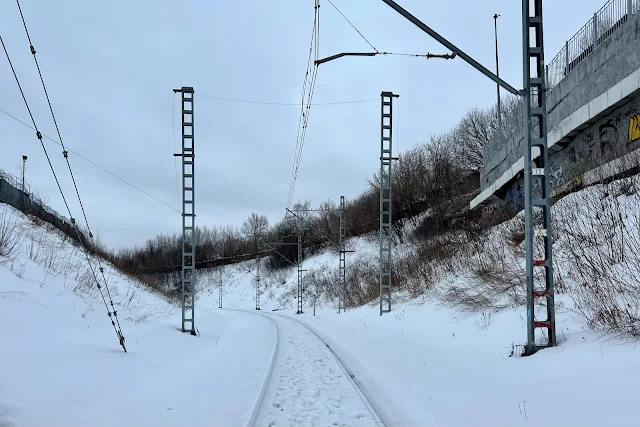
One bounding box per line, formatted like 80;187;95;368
271;312;390;427
242;311;280;427
238;309;389;427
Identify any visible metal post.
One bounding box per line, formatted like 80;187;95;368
523;0;556;355
593;13;598;51
494;14;502;141
297;222;304;314
545;65;549;88
255;255;261;310
173;86;196;335
338;195;346;313
313;295;316;316
565;40;569;74
380;92;397;315
628;0;633;18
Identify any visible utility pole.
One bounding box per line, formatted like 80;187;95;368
173;86;196;336
21;155;27;192
494;13;502;140
255;255;261;310
522;0;556;355
380;92;399;316
338;195;347;313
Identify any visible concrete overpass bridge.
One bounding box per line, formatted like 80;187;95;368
471;0;640;214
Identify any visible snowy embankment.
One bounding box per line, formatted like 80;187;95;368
0;205;276;427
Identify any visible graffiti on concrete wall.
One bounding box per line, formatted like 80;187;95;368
577;131;598;166
549;164;566;191
482;97;640;221
630;113;640;143
599;119;619;155
506;182;524;213
484;204;497;217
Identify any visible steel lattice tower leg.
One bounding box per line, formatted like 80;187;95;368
174;86;196;335
256;255;261;311
380;91;397;316
297;230;304;314
338;195;346;313
523;0;556;355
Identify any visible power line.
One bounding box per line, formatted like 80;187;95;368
18;0;93;239
286;0;321;212
0;107;181;214
10;2;127;351
1;35;73;219
17;0;126;347
195;93;378;106
2;33;126;351
379;51;456;59
327;0;378;52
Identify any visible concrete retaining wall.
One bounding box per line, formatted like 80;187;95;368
479;9;640;200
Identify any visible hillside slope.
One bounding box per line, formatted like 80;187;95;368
0;205;277;427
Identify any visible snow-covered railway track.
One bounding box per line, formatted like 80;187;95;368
270;312;389;427
243;311;280;427
240;309;387;427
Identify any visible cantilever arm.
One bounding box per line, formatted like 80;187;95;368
315;52;378;65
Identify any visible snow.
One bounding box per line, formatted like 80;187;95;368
0;210;275;427
288;303;640;427
3;178;640;427
252;312;377;427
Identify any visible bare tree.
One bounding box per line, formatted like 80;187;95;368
241;212;269;253
450;108;493;172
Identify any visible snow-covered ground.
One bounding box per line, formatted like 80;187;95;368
0;208;278;427
3;184;640;427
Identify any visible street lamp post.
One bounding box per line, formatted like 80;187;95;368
21;155;27;192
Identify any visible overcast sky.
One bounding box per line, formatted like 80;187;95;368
1;0;607;249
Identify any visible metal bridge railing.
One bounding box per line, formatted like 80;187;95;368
0;168;73;228
0;170;29;194
546;0;638;91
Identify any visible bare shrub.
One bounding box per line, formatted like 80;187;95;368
0;205;19;259
554;174;640;337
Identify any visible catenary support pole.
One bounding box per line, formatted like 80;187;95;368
338;195;347;313
297;220;304;314
173;86;196;335
522;0;556;355
380;92;398;315
256;255;261;310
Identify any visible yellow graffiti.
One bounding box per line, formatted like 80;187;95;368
630;113;640;143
